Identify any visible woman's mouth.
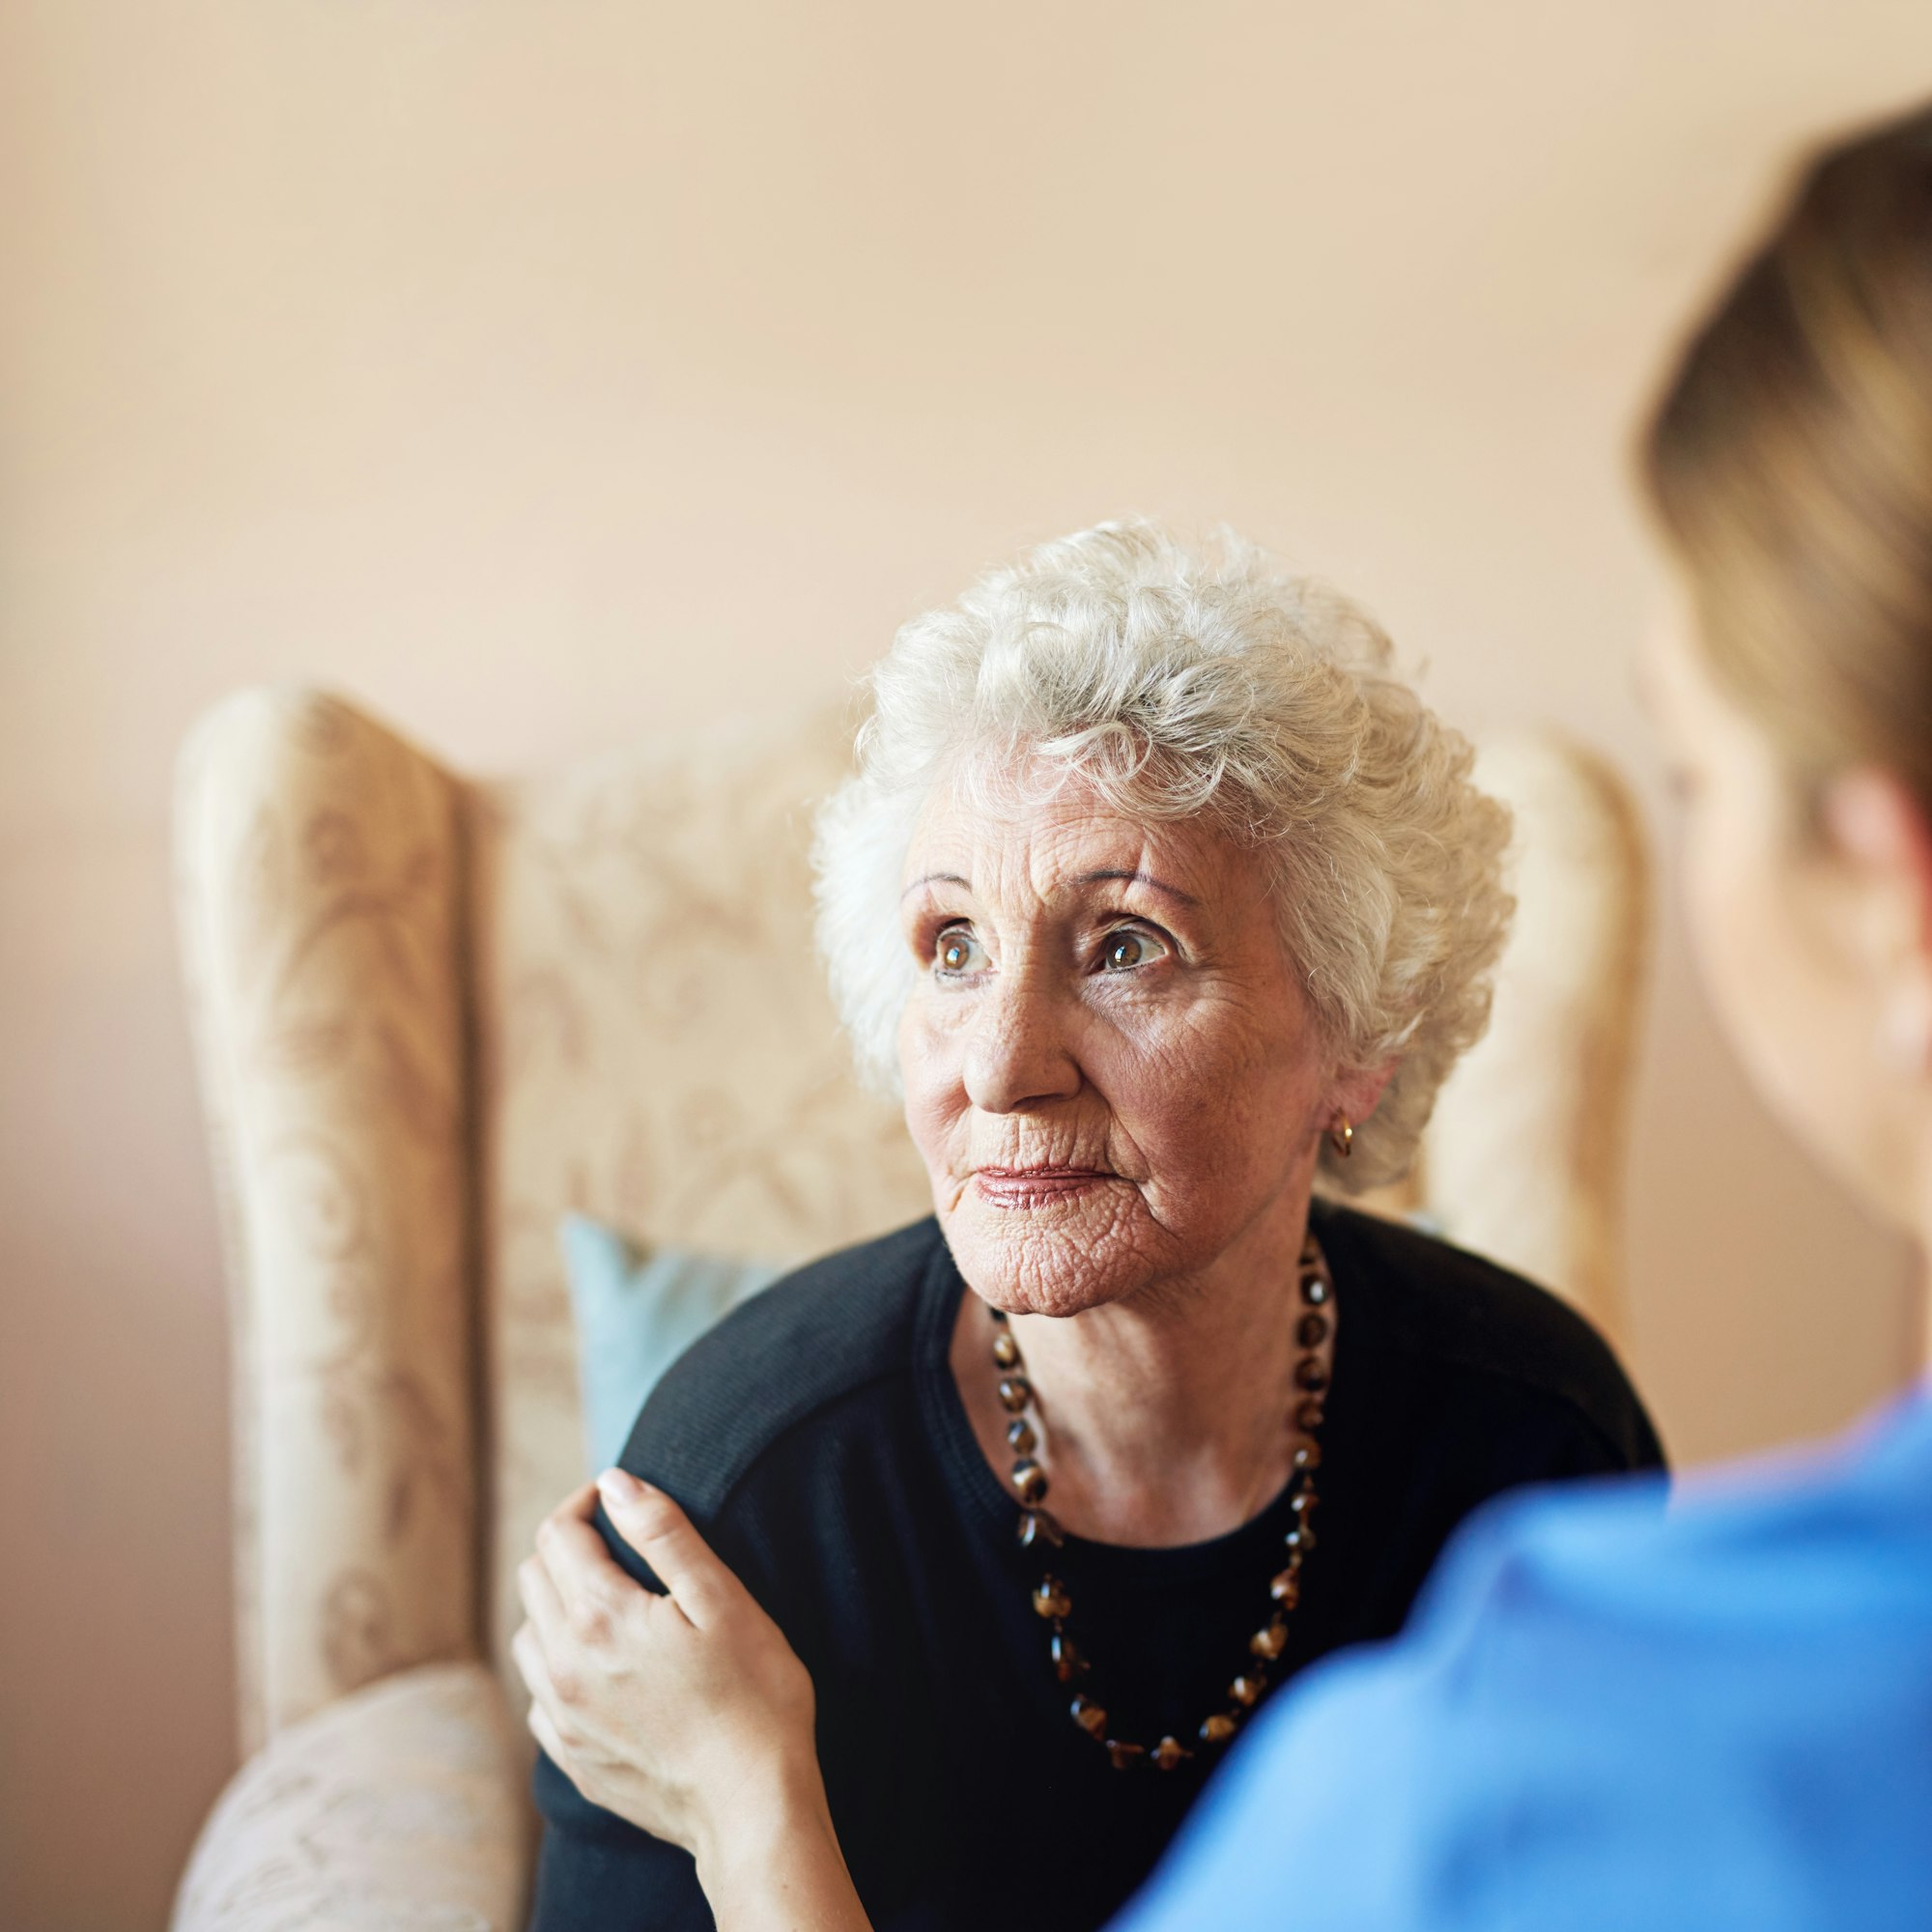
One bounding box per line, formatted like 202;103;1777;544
972;1165;1116;1208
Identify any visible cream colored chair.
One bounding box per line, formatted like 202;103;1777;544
168;687;1648;1931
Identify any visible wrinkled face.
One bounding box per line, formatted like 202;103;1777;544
1641;609;1923;1220
895;768;1337;1318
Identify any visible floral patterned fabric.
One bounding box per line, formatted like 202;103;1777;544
170;1662;526;1932
466;708;932;1707
176;689;481;1755
177;691;933;1758
1416;736;1649;1332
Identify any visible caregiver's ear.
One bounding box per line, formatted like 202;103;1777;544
1820;767;1932;1074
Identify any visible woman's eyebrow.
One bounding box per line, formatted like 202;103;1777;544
898;867;1202;907
1073;867;1201;908
900;870;971;900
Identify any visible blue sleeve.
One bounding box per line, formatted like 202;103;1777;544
1110;1473;1673;1932
1107;1461;1932;1932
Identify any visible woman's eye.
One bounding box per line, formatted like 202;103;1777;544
933;927;986;975
1099;928;1169;973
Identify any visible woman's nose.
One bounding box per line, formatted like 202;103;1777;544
961;961;1082;1113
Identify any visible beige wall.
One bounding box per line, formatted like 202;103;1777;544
5;4;1930;1927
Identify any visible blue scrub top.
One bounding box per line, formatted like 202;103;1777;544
1115;1383;1932;1932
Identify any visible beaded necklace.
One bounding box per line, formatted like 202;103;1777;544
990;1234;1334;1772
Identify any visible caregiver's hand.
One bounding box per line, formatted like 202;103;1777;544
515;1470;869;1928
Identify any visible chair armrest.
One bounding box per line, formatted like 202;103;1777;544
171;1662;530;1932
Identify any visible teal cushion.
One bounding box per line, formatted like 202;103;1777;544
558;1213;786;1474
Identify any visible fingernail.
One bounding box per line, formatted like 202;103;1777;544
598;1467;643;1503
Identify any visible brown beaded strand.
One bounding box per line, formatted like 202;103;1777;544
996;1234;1335;1773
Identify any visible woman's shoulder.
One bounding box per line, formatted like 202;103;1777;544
614;1214;950;1517
1313;1197;1662;1468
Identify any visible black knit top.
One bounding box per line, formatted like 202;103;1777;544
529;1203;1664;1932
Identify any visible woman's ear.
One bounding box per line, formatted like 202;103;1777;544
1329;1061;1397;1132
1821;768;1932;1078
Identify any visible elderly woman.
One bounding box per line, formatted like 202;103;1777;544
524;523;1661;1930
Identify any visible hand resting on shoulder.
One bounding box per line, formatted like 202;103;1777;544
516;1469;873;1931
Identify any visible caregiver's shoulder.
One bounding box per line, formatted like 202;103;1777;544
1120;1406;1932;1932
1315;1198;1662;1466
614;1213;948;1514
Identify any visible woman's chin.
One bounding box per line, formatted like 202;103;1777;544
940;1184;1151;1319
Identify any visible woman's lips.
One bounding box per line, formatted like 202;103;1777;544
972;1166;1115;1207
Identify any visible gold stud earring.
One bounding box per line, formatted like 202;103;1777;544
1327;1116;1353;1159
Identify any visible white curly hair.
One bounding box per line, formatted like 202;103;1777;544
811;520;1513;1190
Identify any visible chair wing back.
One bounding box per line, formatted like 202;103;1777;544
468;708;930;1701
174;689;480;1753
1402;733;1651;1344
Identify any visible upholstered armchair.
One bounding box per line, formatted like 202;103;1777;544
168;687;1648;1931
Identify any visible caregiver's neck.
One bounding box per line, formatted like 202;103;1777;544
1914;1151;1932;1384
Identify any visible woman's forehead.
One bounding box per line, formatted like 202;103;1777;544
903;785;1233;903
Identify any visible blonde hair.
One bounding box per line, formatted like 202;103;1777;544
1644;101;1932;822
811;521;1513;1190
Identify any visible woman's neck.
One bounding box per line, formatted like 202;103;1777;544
948;1196;1325;1547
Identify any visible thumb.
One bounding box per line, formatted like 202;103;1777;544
596;1468;745;1630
